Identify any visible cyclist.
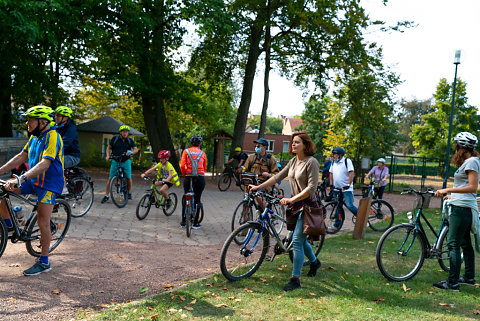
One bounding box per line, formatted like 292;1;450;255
364;157;389;199
54;106;80;168
180;135;207;229
141;150;180;207
329;147;357;227
225;147;248;185
243;137;279;207
434;132;480;290
0;105;64;276
101;125;138;203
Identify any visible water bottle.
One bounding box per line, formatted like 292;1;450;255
12;206;24;226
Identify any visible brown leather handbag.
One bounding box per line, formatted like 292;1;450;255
303;205;326;236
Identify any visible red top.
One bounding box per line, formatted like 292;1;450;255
180;147;207;176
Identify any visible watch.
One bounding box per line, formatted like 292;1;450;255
21;174;27;182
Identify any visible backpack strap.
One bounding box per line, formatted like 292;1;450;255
247;153;272;172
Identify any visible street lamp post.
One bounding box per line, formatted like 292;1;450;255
442;50;461;189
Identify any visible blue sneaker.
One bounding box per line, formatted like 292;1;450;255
23;262;51;276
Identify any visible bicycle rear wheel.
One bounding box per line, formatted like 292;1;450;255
66;177;94;217
25;199;72;257
162;192;178;216
110;176;128;208
0;219;7;259
136;193;153;220
185;200;193;237
270;202;285;235
368;200;394;232
288;234;325;266
324;202;344;234
376;224;426;281
437;225;464;272
220;222;269;281
196;202;204;223
218;173;232;192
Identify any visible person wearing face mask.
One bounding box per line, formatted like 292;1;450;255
329;147;357;227
243;138;279;185
0;105;65;276
54;106;80;168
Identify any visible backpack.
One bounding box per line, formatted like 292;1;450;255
247;153;272;172
344;157;356;184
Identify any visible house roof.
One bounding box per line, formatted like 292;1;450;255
282;118;303;135
77;116;145;137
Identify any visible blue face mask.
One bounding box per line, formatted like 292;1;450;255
255;146;262;154
334;158;340;163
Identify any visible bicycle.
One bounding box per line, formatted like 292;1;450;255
355;180;395;232
0;178;72;258
183;175;204;237
136;176;178;220
60;166;94;217
109;154;130;208
323;186;395;234
220;191;325;281
217;164;245;192
376;188;452;282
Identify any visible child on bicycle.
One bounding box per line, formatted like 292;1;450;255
141;150;180;207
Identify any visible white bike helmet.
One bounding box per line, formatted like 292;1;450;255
376;158;386;164
454;132;478;149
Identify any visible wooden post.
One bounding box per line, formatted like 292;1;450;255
353;197;372;239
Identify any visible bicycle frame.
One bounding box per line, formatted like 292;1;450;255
1;190;38;241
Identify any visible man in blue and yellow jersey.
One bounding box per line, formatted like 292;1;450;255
0;105;64;276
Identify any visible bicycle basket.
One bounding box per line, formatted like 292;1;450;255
373;179;381;188
413;194;432;209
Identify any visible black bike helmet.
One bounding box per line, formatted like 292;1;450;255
454;132;478;150
332;147;345;156
190;135;203;146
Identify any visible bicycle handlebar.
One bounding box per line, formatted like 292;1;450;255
401;188;436;195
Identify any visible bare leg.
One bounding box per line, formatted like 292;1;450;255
127;178;132;193
160;184;169;200
36;202;53;257
105;178;112;195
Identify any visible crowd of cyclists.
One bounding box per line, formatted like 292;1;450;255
1;104;479;295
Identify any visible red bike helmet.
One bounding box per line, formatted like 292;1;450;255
158;150;171;159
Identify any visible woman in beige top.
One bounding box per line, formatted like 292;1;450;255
250;131;321;291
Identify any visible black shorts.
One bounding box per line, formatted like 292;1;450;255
162;181;173;188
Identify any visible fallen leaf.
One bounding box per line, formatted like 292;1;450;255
297;317;303;321
99;304;110;308
270;275;275;279
473;309;480;315
189;299;197;305
147;307;154;310
235;298;241;302
215;304;228;308
179;296;186;301
126;300;131;303
277;295;283;299
374;297;385;304
267;298;274;301
205;283;214;287
98;290;105;293
277;267;283;271
228;297;236;300
180;314;187;319
7;298;15;302
140;287;149;293
473;296;477;300
244;288;253;293
309;293;316;296
340;276;346;280
402;283;410;292
260;278;267;282
439;303;455;307
9;263;20;267
184;306;194;311
328;266;336;270
368;241;374;244
164;284;173;289
150;314;159;320
168;308;178;313
298;298;303;302
51;289;61;295
366;307;373;311
223;287;228;291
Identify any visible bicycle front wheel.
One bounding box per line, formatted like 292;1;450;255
162;192;178;216
110;176;128;208
376;224;426;281
288;234;325;266
25;199;72;257
368;200;394;232
220;222;270;281
67;177;94;217
136;193;153;220
218;173;232;192
0;219;7;259
324;202;344;234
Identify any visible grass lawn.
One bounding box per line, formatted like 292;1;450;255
81;209;480;321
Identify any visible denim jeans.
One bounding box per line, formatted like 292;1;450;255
292;213;318;277
342;191;358;215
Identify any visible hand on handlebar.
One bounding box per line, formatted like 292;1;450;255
435;188;448;198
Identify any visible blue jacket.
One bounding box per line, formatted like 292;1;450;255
55;119;80;158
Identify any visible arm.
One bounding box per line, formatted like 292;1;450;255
141;164;157;178
283;159;319;204
347;171;355;186
0;151;28;175
180;150;187;177
165;167;173;182
329;172;333;188
105;144;112;161
250;175;278;191
131;146;139;155
436;170;479;195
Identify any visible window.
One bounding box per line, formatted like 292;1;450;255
283;141;289;153
267;140;274;152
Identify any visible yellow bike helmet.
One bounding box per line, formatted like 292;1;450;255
22;105;54;121
55;106;73;118
119;125;130;132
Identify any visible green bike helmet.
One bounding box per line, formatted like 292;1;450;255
55;106;73;118
119;125;130;132
22;105;54;121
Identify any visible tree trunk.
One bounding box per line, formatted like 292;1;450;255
231;21;263;154
0;64;13;137
259;0;271;139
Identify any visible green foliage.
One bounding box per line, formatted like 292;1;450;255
247;115;283;134
411;78;480;158
299;96;331;156
322;67;401;163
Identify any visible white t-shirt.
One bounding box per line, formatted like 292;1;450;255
451;156;480;201
330;157;354;192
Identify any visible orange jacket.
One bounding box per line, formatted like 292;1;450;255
180;147;207;176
